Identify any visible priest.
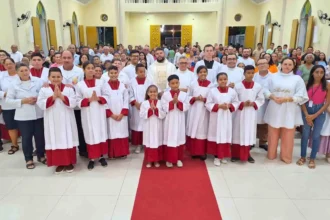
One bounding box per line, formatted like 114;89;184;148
222;54;244;88
174;56;196;92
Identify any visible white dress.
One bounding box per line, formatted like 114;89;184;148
232;81;265;146
161;90;190;163
140;100;166;162
206;87;239;158
103;80;130;158
76;79;108;159
37;85;78;166
264;72;309;129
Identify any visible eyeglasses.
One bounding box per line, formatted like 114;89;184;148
257;62;268;66
0;54;6;57
131;55;139;57
179;62;188;64
227;58;236;61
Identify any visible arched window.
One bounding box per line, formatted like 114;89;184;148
263;11;271;49
297;0;312;49
72;12;80;47
36;1;48;55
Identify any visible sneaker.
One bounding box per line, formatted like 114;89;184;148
166;162;173;168
214;158;221;166
55;166;65;174
0;145;3;153
135;146;142;154
146;163;152;168
66;164;74;173
99;158;108;167
177;160;183;168
154;162;160;168
221;159;228;164
259;144;268;151
248;156;255;163
231;157;239;162
88;161;95;170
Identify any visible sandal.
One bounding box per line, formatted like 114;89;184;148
308;160;316;169
296;158;306;166
26;161;35;169
8;146;19;155
37;157;47;165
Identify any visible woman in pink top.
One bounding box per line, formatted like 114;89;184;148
297;65;330;168
50;52;62;68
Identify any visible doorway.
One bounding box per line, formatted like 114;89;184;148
228;27;246;47
97;27;115;47
160;25;182;47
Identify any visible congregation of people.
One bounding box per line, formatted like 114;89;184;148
1;40;330;173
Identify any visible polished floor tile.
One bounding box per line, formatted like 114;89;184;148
216;197;241;220
294;199;330;220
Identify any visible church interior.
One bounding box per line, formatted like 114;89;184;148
1;0;330;220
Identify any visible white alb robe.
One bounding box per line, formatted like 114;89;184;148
232;82;265;146
206;87;239;144
194;60;223;84
121;64;136;80
174;69;196;90
148;60;176;91
221;66;244;86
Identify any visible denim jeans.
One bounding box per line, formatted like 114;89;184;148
301;103;326;159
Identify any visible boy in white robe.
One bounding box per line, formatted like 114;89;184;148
140;85;166;168
129;64;154;154
161;75;190;168
232;65;265;163
102;66;130;158
206;72;239;166
186;65;212;160
37;67;78;174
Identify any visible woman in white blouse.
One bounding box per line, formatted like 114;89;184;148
264;57;309;163
6;63;46;169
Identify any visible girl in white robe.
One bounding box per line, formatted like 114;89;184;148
206;72;239;166
129;64;154;154
161;75;190;168
76;62;108;170
186;65;212;159
37;67;78;174
140;85;166;168
318;106;330;163
232;65;265;163
102;66;130;158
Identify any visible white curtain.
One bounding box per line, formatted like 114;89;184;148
297;18;307;49
263;24;269;49
39;18;49;56
74;24;80;47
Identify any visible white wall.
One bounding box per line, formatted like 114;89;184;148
0;0;15;51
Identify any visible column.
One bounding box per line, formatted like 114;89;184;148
9;0;19;45
279;0;287;45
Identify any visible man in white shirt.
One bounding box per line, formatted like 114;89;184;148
143;46;154;67
148;48;176;92
238;48;256;67
222;54;244;88
100;46;114;63
174;47;186;68
10;45;23;63
174;57;196;92
67;44;80;66
121;50;140;80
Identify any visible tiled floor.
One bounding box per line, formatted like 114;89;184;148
0;140;330;220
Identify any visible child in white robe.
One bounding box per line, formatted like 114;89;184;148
103;66;130;158
232;65;265;163
186;65;212;160
206;72;239;166
140;85;166;168
129;63;154;154
76;62;108;170
161;74;190;168
37;67;78;174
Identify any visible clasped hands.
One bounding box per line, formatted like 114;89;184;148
52;85;65;101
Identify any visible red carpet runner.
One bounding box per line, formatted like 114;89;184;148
131;157;222;220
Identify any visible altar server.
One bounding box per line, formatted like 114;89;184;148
6;63;46;169
30;53;49;82
186;66;212;160
129;63;154;153
161;74;190;168
103;66;130;158
232;65;265;163
194;44;223;84
206;72;239;166
140;85;166;168
37;67;78;174
76;62;108;170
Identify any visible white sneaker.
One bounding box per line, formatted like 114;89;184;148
177;160;183;168
214;158;221;166
135;146;142;154
146;163;152;168
221;159;228;164
166;162;173;168
154;162;160;168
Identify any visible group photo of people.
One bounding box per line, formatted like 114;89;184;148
1;40;329;174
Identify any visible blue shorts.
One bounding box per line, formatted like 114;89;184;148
2;109;18;130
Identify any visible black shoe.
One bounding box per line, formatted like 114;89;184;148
231;157;239;162
191;156;199;159
99;158;108;167
32;150;37;156
199;155;207;161
248;156;255;163
79;152;88;158
88;161;95;170
259;144;268;151
0;145;3;153
250;145;255;150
